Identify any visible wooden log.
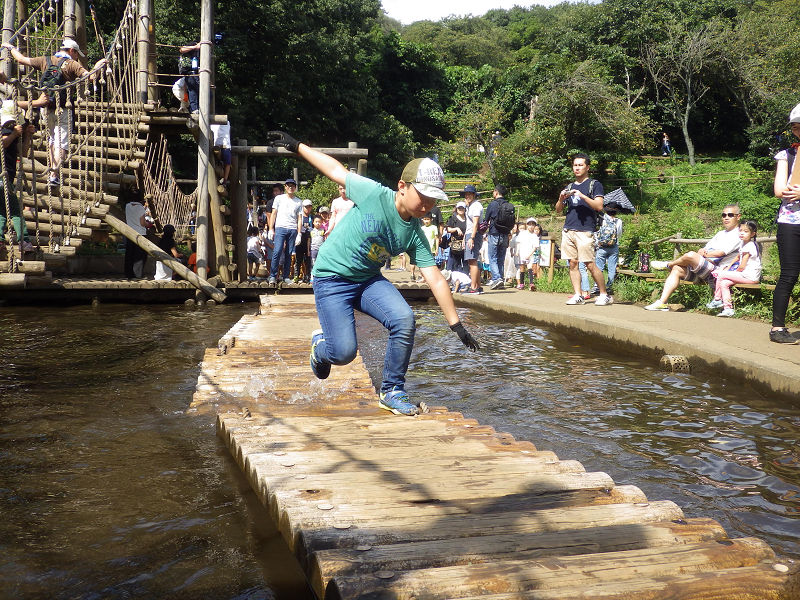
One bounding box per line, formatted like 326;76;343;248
310;518;727;599
327;538;775;600
442;565;799;600
23;208;102;229
207;165;230;282
0;272;25;288
103;212;226;302
0;260;46;274
231;145;368;158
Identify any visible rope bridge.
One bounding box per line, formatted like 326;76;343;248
0;0;222;299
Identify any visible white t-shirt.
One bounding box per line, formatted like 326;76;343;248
272;194;302;230
329;196;355;230
210;121;231;148
466;201;483;236
247;235;264;259
421;224;438;252
737;240;762;281
125;201;146;235
515;229;539;261
705;227;741;271
154;261;172;281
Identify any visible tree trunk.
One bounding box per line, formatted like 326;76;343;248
681;107;696;167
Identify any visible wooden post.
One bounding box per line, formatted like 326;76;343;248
194;0;213;282
74;0;86;56
2;0;15;80
63;0;75;40
231;139;248;281
547;235;556;283
208;164;230;281
136;0;153;104
103;213;226;303
358;158;367;176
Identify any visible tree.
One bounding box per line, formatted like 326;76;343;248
641;18;724;166
446;98;506;181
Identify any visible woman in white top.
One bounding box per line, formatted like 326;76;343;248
712;220;762;317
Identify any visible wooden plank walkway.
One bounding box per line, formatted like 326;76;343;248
190;295;799;600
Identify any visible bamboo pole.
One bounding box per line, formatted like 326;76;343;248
63;0;76;41
230;145;368;158
103;212;226;302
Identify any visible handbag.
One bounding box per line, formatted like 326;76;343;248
477;221;489;234
450;238;464;252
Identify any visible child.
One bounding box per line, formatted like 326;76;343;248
440;268;472;294
711;220;762;317
529;223;542;286
246;225;264;279
309;215;325;278
515;218;540;290
266;130;479;416
505;222;520;286
414;214;439;282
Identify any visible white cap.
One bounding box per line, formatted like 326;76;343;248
790;103;800;124
440;269;452;281
401;157;447;203
0;99;15;126
455;201;466;209
302;199;313;207
526;217;537;224
319;205;329;213
61;38;85;57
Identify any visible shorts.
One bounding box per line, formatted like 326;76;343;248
43;106;72;152
464;232;483;261
220;147;232;166
683;258;716;283
561;229;595;263
247;251;260;264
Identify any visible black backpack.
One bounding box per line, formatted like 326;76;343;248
494;199;516;233
39;56;69;108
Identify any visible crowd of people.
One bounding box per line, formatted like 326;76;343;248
244;178;353;283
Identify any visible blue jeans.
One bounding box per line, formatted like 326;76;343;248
313;274;415;393
185;74;199;112
579;245;619;290
270;227;296;279
487;233;508;282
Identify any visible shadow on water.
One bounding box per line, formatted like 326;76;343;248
0;304;313;599
358;303;800;559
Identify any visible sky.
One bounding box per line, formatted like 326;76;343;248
381;0;563;25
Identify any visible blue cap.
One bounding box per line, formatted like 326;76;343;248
459;184;478;197
285;178;297;185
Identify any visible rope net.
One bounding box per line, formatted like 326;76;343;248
0;0;198;273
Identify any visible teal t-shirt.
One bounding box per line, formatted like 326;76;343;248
311;173;435;282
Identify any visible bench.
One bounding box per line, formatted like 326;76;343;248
616;268;776;291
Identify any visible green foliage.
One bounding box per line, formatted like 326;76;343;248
301;176;340;206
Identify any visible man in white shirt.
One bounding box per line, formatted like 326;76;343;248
645;205;742;311
210;120;231;184
267;178;303;284
124;196;148;278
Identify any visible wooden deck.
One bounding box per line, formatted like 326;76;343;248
190;295;798;600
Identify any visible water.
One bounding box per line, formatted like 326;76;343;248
0;304;314;600
2;302;799;599
360;305;800;559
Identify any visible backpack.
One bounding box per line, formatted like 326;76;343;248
494;199;516;233
595;213;618;247
39;56;69;108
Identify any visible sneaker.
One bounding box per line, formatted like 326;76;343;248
605;285;614;296
462;287;482;294
309;329;331;379
283;278;293;284
489;279;504;290
590;286;600;297
595;294;613;306
516;283;524;290
706;299;723;309
268;276;277;285
769;328;799;344
644;301;669;311
47;176;60;186
582;292;591;300
717;308;735;317
565;294;585;305
650;260;670;270
378;388;419;416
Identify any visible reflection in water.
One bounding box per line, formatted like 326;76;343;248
358;305;800;558
0;304;313;599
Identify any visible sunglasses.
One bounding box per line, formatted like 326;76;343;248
721;212;739;218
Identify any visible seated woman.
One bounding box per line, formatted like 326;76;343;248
710;220;762;317
154;224;184;281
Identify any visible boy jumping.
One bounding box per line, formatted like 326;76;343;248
266;131;480;416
